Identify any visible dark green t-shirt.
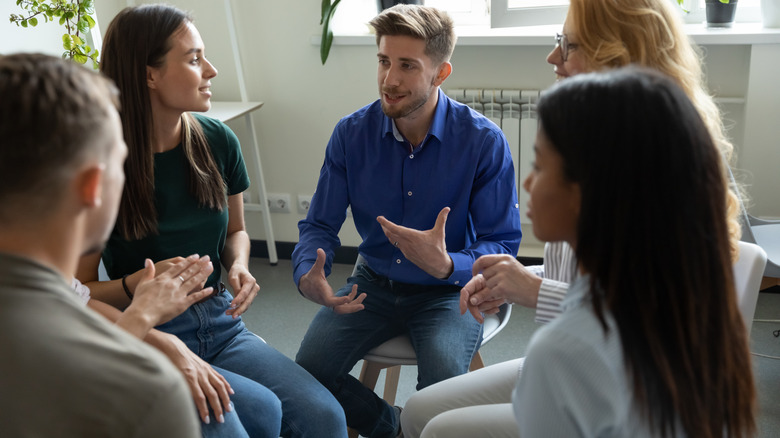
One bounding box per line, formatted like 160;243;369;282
103;114;250;288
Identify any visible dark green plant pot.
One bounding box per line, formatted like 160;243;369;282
377;0;423;13
706;0;738;28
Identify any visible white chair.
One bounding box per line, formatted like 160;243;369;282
731;168;779;280
350;256;512;407
733;241;768;335
740;212;780;280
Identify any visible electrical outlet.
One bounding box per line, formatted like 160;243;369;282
297;194;312;214
267;193;291;213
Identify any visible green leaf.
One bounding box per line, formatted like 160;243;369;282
321;0;330;25
320;0;341;65
29;17;38;26
73;53;88;64
84;15;95;28
62;34;72;50
21;19;28;27
321;30;333;64
59;15;65;25
72;35;83;45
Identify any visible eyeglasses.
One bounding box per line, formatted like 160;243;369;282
555;33;579;62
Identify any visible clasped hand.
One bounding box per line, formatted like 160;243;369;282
460;254;542;323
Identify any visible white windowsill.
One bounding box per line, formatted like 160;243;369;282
313;22;780;47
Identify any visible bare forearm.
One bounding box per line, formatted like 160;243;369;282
82;278;132;309
87;299;153;339
222;230;251;270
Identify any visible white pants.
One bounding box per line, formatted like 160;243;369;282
401;358;525;438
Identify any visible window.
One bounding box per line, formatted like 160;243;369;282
330;0;762;35
330;0;489;33
678;0;762;24
425;0;489;26
490;0;568;28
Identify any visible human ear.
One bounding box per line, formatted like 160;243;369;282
433;62;452;86
77;165;106;208
146;66;158;90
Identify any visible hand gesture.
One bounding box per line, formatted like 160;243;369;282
376;207;454;279
460;254;542;322
226;264;259;319
152;256;186;276
157;332;234;425
298;248;366;314
132;254;215;326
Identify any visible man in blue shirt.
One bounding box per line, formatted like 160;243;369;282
293;5;522;437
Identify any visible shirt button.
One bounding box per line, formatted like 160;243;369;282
454;280;460;285
409;154;414;159
396;259;401;264
407;191;413;196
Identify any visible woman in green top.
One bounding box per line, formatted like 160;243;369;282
77;4;347;438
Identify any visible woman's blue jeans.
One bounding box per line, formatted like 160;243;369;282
295;264;483;438
157;288;347;438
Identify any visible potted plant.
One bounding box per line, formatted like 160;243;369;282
9;0;99;68
705;0;738;27
319;0;423;65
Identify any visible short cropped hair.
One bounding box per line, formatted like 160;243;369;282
369;4;456;65
0;53;119;221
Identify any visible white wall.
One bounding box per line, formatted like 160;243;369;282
5;0;778;252
1;2;72;56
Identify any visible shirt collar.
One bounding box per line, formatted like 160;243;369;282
383;88;449;148
561;273;592;311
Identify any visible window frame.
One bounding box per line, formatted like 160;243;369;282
490;0;569;28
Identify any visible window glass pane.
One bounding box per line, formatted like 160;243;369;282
508;0;568;8
427;0;475;13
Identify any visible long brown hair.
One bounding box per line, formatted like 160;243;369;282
101;4;226;240
567;0;743;258
538;67;755;438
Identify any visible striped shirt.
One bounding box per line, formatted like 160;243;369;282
526;241;577;324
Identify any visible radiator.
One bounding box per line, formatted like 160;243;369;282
445;88;540;226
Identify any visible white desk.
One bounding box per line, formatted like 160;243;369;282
201;101;278;264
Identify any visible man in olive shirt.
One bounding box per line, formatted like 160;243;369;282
0;53;200;437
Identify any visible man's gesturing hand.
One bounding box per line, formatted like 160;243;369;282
298;248;366;314
376;207;454;280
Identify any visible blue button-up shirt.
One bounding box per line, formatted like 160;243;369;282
292;89;522;287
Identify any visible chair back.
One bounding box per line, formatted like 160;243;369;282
733;241;767;335
730;167;780;278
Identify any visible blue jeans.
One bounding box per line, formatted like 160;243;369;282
295;264;483;438
157;288;347;438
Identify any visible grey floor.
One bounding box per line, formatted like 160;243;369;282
241;258;780;437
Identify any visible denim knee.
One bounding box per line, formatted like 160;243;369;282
234;391;282;438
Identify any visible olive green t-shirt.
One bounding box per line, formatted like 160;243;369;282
103;114;250;288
